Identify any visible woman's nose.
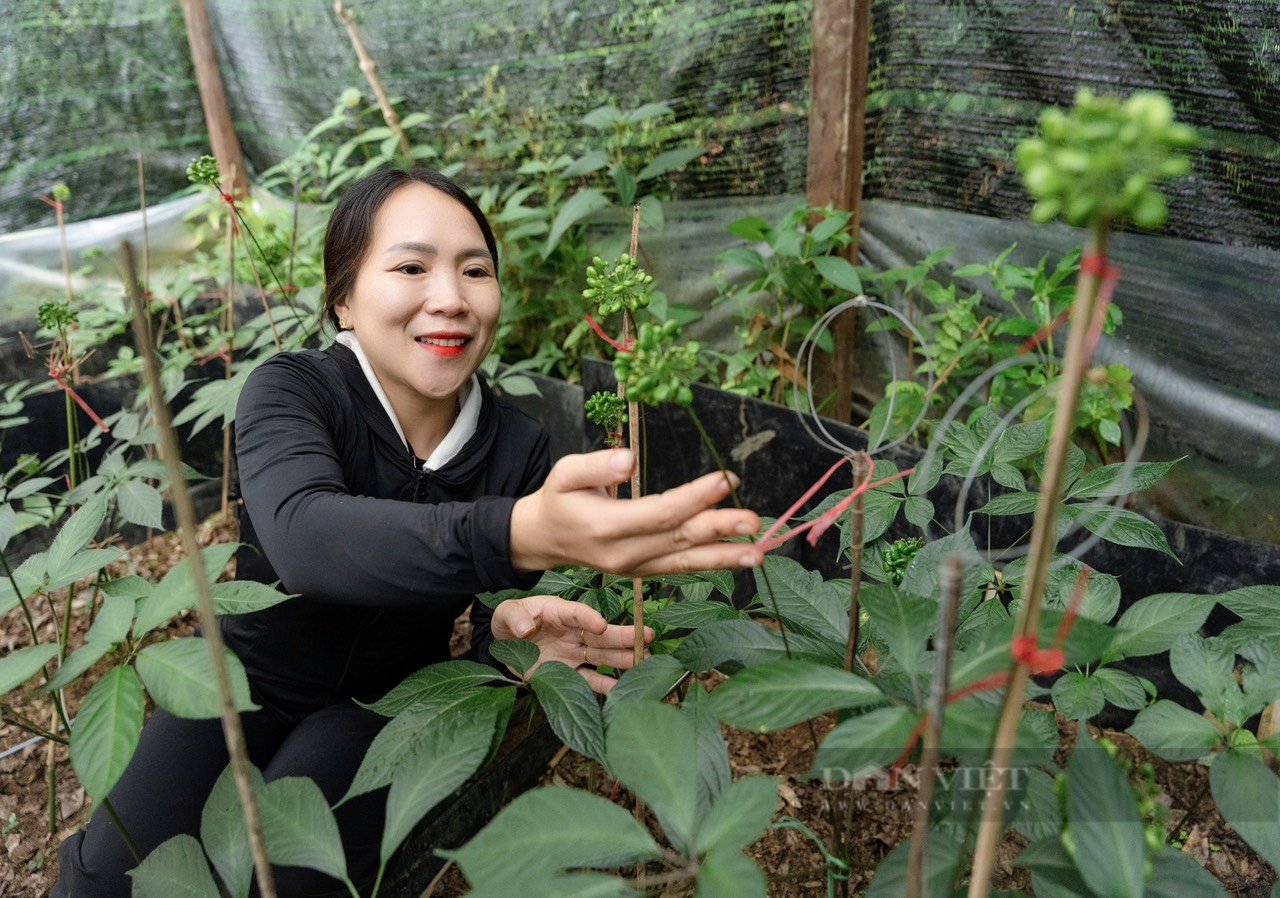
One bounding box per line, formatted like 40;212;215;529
422;273;468;316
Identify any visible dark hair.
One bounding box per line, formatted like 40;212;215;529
320;168;499;330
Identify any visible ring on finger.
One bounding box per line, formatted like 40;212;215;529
582;644;590;665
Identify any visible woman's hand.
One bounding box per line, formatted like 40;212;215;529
491;594;654;694
509;448;763;576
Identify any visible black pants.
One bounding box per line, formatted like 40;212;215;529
52;683;390;898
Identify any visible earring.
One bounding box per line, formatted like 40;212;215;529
338;318;350;330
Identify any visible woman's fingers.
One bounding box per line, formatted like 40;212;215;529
578;667;619;695
582;645;645;669
540;595;609;636
631;541;764;578
492;595;541;640
610;470;743;538
546;448;636;493
590;622;654;649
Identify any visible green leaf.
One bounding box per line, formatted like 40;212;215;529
258;776;348;882
201;764;264;898
1016;836;1094;898
864;829;963;898
1067;733;1145;898
603;654;686;725
900;531;993;602
810;706;919;782
469;873;638;898
70;666;145;802
1067;458;1180;500
694;847;767;898
866;389;924;452
490;639;540;677
1050;671;1105;720
903;495;934;528
674;619;843;674
361;660;505;716
127;834;222;898
1171;634;1240;722
0;503;16;553
684;684;732;819
1104;592;1216;661
345;687;513;801
117;480;164;529
381;706;496;864
1145;848;1228;898
977;491;1040;517
561;149;609;178
135;638;258;719
1211;750;1280;869
1064;502;1178;559
607;702;698;852
859;584;934;683
812;255;862;293
611;165;637;206
448;787;661;890
649;598;746;629
209;579;293;616
544;189;609;258
0;643;58;695
133;543;239;638
638;145;704;181
727;216;770;242
42;639;113;692
694;776;777;854
709;660;883;733
530;661;607;766
994;419;1047;462
48;494;108;572
84;591;136;646
1093;667;1148;710
45;547;124;592
752;556;845;642
100;574;152;601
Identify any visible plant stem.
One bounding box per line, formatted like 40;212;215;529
121;240;278;898
136;152;150;291
0;705;66;743
222;215;235;520
625;206;645;666
906;556;962;898
334;0;412;158
844;451;869;672
967;225;1110;898
101;798;142;864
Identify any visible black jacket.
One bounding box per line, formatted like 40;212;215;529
224;343;550;714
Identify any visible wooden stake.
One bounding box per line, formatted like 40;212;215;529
121;240;276;898
625;206;645;665
334;0;412;158
806;0;871;424
844;451;869;672
180;0;249;197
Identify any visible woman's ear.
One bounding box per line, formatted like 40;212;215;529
333;298;350;329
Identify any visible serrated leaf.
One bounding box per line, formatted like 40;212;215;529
209;579;293;616
727;216;770;242
70;666;144;801
899;531;992;602
603;655;686;725
694;776;778;854
1171;634;1240;722
812;255;862;293
562;149;609;178
638;145;704;181
258;776;348;881
1145;848;1228;897
544;189;609;258
673;619;843;674
117;479;164;529
1210;750;1280;869
48;494;108;572
1104;592;1216;661
977;491;1041;517
84;591;136;646
694;846;767;898
490;639;540;677
361;660;505;717
1064;502;1177;559
684;684;732;819
127;834;222;898
865;829;962;898
1067;458;1180;500
0;643;58;695
1094;667;1148;710
135;638;258;719
45;547;124;592
1050;671;1105;720
530;661;606;765
1128;700;1223;761
859;583;934;682
710;660;883;733
41;639;112;692
752;556;845;642
133;543;239;637
201;764;265;898
345;687;513;801
904;495;934;527
0;503;16;553
810;706;919;782
381;707;497;864
607;702;698;853
649;598;745;629
1067;733;1145;898
448;787;661;890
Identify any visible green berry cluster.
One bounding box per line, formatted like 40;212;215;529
583;254;654;317
1017;90;1197;229
585;391;627;445
186;155;222;188
613;320;700;407
51;183;71;203
37;301;78;331
882;537;925;586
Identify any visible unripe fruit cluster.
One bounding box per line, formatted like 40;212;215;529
614;320;700;408
1017;90;1197;229
186;155;222;188
583;253;654;316
585;391;627;435
883;536;925;586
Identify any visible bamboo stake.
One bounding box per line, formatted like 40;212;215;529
222;198;236;520
333;0;411;158
624;206;644;665
121;241;277;898
843;451;869;672
906;556;962;898
967;227;1110;897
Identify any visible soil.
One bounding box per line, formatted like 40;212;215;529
2;522;1275;897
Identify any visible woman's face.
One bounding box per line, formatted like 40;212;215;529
335;182;500;412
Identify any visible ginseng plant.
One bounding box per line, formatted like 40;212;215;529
966;89;1198;896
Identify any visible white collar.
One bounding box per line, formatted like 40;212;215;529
335;330;481;471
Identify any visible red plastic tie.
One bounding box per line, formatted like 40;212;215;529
584;314;633;354
48;358;109;434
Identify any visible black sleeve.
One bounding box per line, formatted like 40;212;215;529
235;355;537;606
467;425;552;670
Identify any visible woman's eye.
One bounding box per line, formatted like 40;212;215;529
397;263;425;275
464;267;492;279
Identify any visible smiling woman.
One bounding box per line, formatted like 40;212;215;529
52;168;762;898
